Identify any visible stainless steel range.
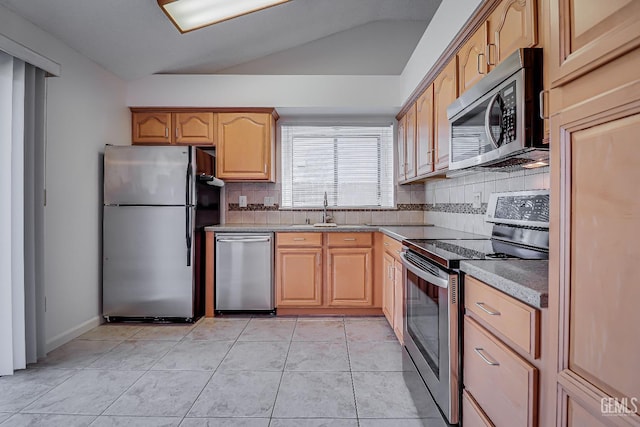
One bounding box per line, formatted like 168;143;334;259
400;189;549;425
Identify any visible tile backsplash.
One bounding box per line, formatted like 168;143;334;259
223;182;426;226
221;167;549;234
423;166;550;236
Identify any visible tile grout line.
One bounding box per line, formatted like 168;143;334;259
267;316;297;425
343;317;361;427
179;316;253;423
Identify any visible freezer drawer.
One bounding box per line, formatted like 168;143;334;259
215;233;274;311
103;205;195;319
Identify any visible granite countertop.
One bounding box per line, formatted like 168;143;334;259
460;260;549;309
204;224;487;241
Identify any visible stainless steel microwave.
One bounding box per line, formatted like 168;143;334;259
447;48;546;171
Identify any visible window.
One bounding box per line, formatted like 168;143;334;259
281;124;394;208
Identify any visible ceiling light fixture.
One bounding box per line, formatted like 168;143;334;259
158;0;291;33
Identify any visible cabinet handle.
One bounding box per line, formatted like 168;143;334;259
176;127;179;138
539;90;549;120
165;127;168;138
383;242;389;246
474;348;500;366
343;238;356;241
316;253;320;265
475;302;501;316
264;163;267;174
292;237;305;241
486;43;496;66
477;52;486;74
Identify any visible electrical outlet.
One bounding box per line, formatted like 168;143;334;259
239;195;247;208
264;196;274;207
472;192;482;209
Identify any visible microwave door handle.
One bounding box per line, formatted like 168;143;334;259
399;252;449;289
484;92;503;149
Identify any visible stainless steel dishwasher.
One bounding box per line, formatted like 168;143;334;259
215;233;274;312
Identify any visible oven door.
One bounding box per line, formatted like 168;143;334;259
400;251;459;425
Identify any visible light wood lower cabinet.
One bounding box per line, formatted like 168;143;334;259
464;275;544;427
326;247;373;307
275;232;380;315
464;316;538;427
380;234;404;343
276;248;322;307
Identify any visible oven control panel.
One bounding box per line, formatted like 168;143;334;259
486;190;549;228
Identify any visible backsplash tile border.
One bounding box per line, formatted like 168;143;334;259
227;202;487;214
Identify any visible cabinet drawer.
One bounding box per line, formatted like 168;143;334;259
462;390;494;427
465;275;539;357
382;234;403;257
326;232;372;247
276;232;322;247
464;316;538;427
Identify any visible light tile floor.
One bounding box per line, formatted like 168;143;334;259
0;317;448;426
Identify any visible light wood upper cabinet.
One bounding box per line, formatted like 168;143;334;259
132;112;172;145
415;84;434;176
326;247;373;307
458;23;489;95
433;57;458;171
549;0;640;86
217;112;275;182
487;0;537;69
397;114;407;182
132;111;215;146
174;112;215;145
404;103;417;180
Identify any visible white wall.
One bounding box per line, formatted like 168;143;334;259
400;0;484;101
0;5;129;351
127;74;402;116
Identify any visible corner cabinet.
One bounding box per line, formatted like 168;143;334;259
217;112;275;182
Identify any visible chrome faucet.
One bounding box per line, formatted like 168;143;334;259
322;191;332;223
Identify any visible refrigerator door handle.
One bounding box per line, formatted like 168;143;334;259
186;162;193;267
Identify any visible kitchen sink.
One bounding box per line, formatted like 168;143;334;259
287;224;371;229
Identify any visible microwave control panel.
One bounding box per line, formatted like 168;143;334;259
500;81;517;145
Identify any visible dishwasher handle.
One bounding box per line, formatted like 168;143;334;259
216;237;272;244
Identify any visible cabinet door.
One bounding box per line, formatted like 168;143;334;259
458;23;488;95
132;112;172;145
415;85;434;176
397;114;407;183
217;112;274;181
175;112;216;145
487;0;537;69
433;58;458;171
404;103;417;180
276;248;322;307
382;252;395;326
326;247;373;307
393;259;404;343
549;0;640;86
551;80;640;423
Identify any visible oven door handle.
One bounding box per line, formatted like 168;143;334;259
399;252;449;289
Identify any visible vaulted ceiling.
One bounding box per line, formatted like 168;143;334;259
0;0;443;80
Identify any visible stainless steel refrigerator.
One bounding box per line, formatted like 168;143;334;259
102;145;221;321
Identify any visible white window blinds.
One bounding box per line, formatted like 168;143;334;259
281;125;394;208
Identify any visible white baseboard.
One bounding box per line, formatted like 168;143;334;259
45;315;102;353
